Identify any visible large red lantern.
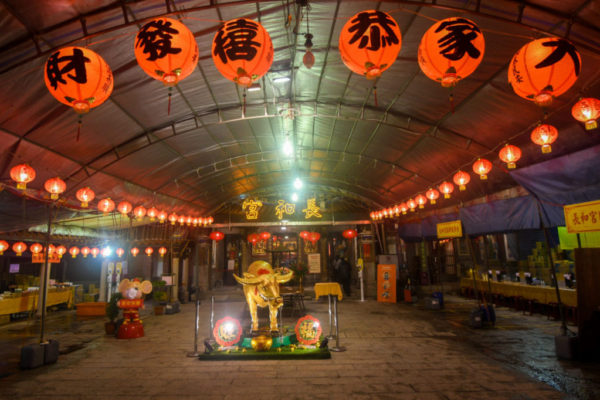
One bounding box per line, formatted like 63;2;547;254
439;181;454;199
98;198;115;214
117;201;132;215
498;144;522;169
145;247;154;257
12;242;27;256
299;231;310;240
76;187;95;207
56;245;67;258
309;232;321;244
178;215;186;225
418;17;484;87
69;246;80;258
339;10;402;80
44;46;113;115
259;232;271;241
572;97;600;130
407;199;417;211
135;18;198;90
147;207;158;221
30;243;43;255
508;37;581;106
212;18;273;87
247;233;259;245
44;177;66;200
130;247;140;257
10;164;35;190
342;229;358;239
168;213;178;225
133;206;147;219
210;231;225;241
0;240;7;255
531;124;558;153
415;194;427;209
453;171;471;191
90;247;100;258
472;158;492;180
399;202;408;215
158;210;168;223
81;246;90;258
158;247;168;257
426;188;439;205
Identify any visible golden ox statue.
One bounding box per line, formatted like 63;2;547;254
234;260;294;333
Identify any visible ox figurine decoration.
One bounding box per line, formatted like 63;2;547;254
233;260;294;333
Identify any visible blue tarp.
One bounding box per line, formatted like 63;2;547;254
459;196;540;235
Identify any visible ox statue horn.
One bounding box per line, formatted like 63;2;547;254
233;260;294;333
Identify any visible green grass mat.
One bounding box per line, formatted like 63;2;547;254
198;347;331;361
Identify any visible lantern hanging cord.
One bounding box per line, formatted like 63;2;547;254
242;89;247;117
167;87;173;115
373;85;378;107
77;114;83;141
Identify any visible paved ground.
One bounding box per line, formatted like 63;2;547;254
1;289;599;400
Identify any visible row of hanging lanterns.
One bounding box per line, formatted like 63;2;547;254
0;240;170;259
7;164;213;226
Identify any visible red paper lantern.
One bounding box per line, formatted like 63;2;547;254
208;217;214;224
473;158;492;180
309;232;321;244
407;198;417;211
498;144;522;169
81;246;90;258
439;181;454;199
415;194;427;209
117;201;132;215
145;247;154;256
210;231;225;241
418;17;485;87
158;210;168;223
370;212;376;220
342;229;358;239
0;240;8;255
453;170;471;191
426;188;440;205
192;217;199;226
31;243;43;255
135;18;198;87
158;247;168;257
98;198;115;214
68;246;79;258
178;215;186;225
339;10;402;79
572;97;600;130
168;213;178;225
247;233;259;244
133;206;147;219
186;216;193;226
259;232;271;241
130;247;140;257
299;231;310;240
10;164;35;190
383;208;389;218
44;177;66;200
508;37;581;106
47;244;56;255
56;245;67;258
531;124;558;153
147;207;158;221
12;241;27;256
212;18;273;87
76;187;95;207
116;248;124;258
90;247;100;258
399;202;408;214
44;46;113;114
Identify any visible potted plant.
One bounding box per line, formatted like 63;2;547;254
152;280;168;315
105;292;122;335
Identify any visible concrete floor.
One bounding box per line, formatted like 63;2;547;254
1;289;599;400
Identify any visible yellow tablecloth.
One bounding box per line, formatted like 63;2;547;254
0;287;74;315
314;282;343;301
460;278;577;307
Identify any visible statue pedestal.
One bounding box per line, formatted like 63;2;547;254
118;322;144;339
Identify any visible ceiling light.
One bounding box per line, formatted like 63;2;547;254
291;193;298;202
247;83;261;92
273;76;290;83
282;140;293;156
294;178;303;190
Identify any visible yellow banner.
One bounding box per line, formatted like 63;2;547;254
564;200;600;233
437;220;462;239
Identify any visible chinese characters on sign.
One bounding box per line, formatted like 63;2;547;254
242;199;263;220
436;220;463;239
275;200;295;220
302;198;322;219
294;315;322;346
564;200;600;233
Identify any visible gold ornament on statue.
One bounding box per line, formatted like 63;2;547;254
251;335;273;351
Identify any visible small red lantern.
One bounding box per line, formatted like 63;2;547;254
31;243;43;255
12;241;27;256
147;207;158;221
415;194;427;209
168;213;178;225
98;198;115;214
439;181;454;199
383;208;389;218
309;232;321;244
158;247;168;257
572;97;600;130
259;232;271;241
76;187;95;207
407;199;417;211
499;144;522;169
339;10;402;80
130;247;139;257
473;158;492;180
208;217;214;224
342;229;358;239
81;246;90;258
158;211;168;223
531;124;558;153
117;201;132;215
186;216;193;226
116;248;124;258
299;231;310;240
69;246;80;258
426;188;440;205
0;240;8;255
192;217;199;226
453;171;471;191
10;164;36;190
133;206;146;219
370;212;376;220
178;215;186;225
210;231;225;241
47;244;56;255
55;245;67;258
44;177;66;200
418;17;485;88
212;18;273;87
399;202;408;214
90;247;100;258
247;233;260;245
145;247;154;257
